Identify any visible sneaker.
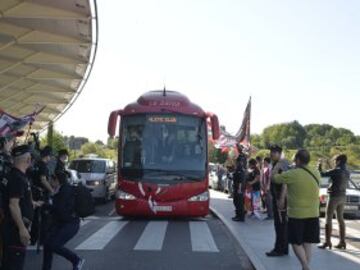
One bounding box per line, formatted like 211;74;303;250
74;258;85;270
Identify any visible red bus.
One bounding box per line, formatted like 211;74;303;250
108;90;220;217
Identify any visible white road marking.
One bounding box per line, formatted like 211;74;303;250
134;221;168;251
189;221;219;252
81;220;90;227
108;208;116;216
85;216;122;221
28;220;90;251
76;221;128;250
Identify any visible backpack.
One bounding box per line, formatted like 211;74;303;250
73;184;95;218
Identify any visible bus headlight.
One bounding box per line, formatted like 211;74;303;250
188;191;209;202
117;190;136;201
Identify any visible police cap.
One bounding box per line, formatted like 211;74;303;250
12;145;31;157
58;149;69;157
269;144;283;153
40;146;53;158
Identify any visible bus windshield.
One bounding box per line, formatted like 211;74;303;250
120;114;207;183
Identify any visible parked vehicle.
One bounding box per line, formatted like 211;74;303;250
319;177;360;218
67;169;82;185
69;157;117;202
209;163;220;190
223;172;234;195
351;171;360;186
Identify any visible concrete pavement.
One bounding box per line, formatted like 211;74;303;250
210;189;360;270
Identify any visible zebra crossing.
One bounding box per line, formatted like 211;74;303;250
30;218;221;253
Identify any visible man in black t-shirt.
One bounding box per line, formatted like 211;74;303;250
247;159;261;219
2;145;43;270
55;149;69;175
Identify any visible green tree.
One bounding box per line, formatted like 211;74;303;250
208;143;228;164
41;130;67;154
262;121;306;148
81;142;106;157
95;140;105;146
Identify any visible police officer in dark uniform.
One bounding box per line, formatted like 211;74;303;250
55;149;69;175
2;145;43;270
0;134;15;211
232;144;248;222
266;145;290;257
0;134;15;267
30;147;54;246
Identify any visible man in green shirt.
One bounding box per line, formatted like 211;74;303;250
273;149;320;270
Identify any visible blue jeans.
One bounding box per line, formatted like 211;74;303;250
42;220;80;270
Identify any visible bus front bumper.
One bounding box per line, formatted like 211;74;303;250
115;198;209;217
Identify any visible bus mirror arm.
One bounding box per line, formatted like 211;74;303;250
108;110;123;138
206;112;220;140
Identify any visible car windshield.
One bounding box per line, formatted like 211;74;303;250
69;160;106;173
120;114;207;183
320;177;359;190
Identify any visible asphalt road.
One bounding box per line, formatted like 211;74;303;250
25;200;251;270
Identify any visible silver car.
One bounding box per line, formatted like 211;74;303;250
67;169;82;185
319;177;360;218
69;158;117;202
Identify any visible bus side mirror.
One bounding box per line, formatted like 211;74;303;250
108;110;122;138
207;112;220;140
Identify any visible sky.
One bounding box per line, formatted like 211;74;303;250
55;0;360;142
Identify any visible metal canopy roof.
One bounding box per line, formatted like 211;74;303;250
0;0;98;131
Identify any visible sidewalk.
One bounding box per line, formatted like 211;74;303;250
210;190;360;270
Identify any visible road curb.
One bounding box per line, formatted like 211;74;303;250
210;206;266;270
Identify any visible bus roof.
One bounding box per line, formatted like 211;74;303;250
122;90;206;117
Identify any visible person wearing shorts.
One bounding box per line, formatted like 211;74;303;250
273;149;320;270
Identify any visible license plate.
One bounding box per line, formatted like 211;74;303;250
154;206;173;212
344;205;358;211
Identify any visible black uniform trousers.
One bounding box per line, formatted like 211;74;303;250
2;222;28;270
272;197;289;254
233;182;245;219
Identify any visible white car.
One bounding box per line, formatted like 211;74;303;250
67;169;82;185
69;158;117;203
319;177;360;218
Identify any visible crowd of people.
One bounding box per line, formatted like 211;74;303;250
0;133;85;270
228;143;350;270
